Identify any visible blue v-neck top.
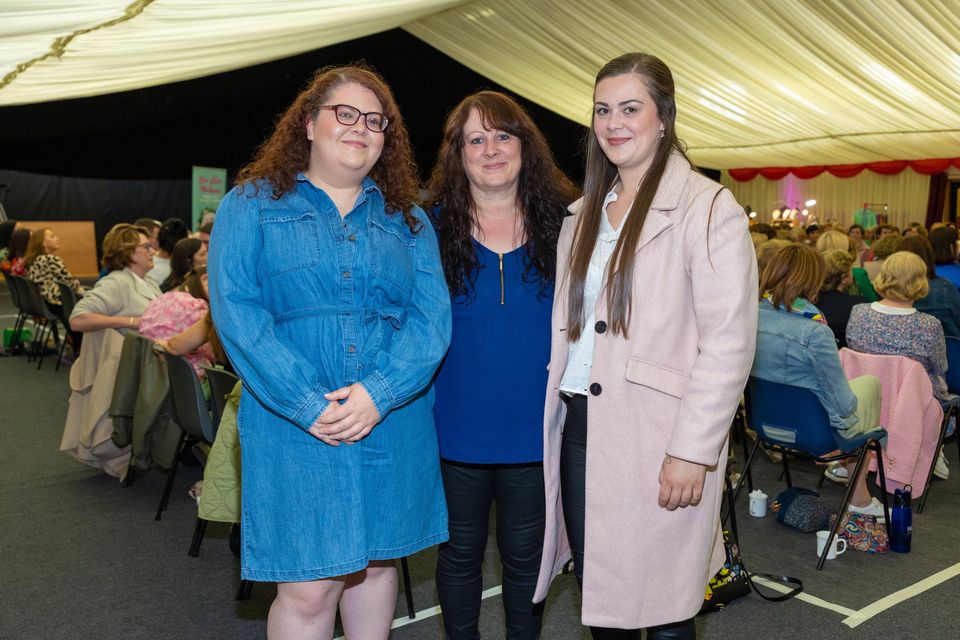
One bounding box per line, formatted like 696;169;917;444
433;238;553;463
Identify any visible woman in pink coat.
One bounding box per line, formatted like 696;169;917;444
533;53;757;638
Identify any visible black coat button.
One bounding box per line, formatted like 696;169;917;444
595;320;607;334
589;382;602;396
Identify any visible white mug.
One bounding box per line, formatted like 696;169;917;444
748;489;767;517
816;530;847;560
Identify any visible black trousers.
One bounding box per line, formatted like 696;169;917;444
436;460;546;640
560;394;696;640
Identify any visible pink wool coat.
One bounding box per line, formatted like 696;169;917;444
533;152;758;628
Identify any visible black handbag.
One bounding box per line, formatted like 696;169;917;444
701;530;803;612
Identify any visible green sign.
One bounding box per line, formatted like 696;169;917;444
192;166;227;230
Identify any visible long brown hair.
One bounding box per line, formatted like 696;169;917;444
566;53;694;341
759;244;825;310
236;63;421;231
426;91;578;297
23;227;51;269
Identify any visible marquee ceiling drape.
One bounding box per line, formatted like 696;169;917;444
2;0;959;169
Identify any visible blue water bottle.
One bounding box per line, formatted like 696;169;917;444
890;484;912;553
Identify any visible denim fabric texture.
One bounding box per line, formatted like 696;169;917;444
751;299;859;430
208;175;452;582
915;276;960;338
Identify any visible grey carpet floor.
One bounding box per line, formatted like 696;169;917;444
1;288;958;639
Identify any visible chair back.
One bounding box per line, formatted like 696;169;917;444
58;282;79;320
3;271;23;309
201;365;240;427
165;353;216;443
744;377;841;456
945;337;960;393
9;275;40;316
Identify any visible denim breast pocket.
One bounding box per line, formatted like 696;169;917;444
258;209;321;277
370;217;416;302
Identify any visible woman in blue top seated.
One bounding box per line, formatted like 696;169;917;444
208;65;451;639
427;91;578;639
899;235;960;338
751;244;885;518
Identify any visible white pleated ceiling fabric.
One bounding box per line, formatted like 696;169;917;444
2;0;959;169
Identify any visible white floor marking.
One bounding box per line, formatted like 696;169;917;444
841;561;960;628
332;585;502;639
751;576;857;616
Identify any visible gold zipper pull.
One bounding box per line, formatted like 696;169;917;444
498;252;505;305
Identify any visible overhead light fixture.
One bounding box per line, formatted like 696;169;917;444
805;199;817;207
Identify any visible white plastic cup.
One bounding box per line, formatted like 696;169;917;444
816;530;847;559
748;489;768;517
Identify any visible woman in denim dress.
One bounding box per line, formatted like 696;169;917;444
208;65;451;639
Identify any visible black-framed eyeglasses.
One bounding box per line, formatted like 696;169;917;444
317;104;390;132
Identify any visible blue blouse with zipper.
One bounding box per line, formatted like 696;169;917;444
433;237;552;464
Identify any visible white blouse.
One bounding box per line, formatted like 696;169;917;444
559;187;632;395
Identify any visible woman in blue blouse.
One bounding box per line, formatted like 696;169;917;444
427;91;578;639
208;65;451;639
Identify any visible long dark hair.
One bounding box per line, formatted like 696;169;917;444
426;91;578;298
237;63;421;232
162;238;202;292
567;53;694;341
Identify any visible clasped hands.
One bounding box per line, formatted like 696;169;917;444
307;383;381;446
657;454;707;511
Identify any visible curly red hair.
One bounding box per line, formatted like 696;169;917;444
236;64;420;231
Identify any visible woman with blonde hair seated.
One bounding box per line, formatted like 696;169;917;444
70;224;161;333
817;250;866;349
752;244;885;516
847;252;950;402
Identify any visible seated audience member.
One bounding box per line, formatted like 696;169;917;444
817;250;866;349
133;218;162;251
70;224;161;333
752;244;884;516
756;239;791;275
863;233;903;281
146;218;188;286
750;222;778;240
155;310;231;372
4;227;31;276
0;220;17;268
876;224;900;239
160;238;208;292
848;224;873;265
904;222;927;238
929;226;960;291
197;220;213;251
900;236;960;338
23;228;85;314
817;230;853;255
139;267;213;375
805;224;821;245
847;252;950;401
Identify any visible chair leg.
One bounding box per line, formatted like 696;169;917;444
155;433;187;521
872;440;892;533
819;447;870;570
781;456;792;488
816;469;826;490
733;408;754;493
400;556;415;619
918;407;950;513
188;518;208;557
236;580;254;600
37;321;59;370
732;436;763;504
27;319;46;363
723;474;741;543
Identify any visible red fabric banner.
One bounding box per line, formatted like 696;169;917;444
728;157;960;181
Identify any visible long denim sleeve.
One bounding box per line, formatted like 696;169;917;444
208;187;332;431
360;210;451;417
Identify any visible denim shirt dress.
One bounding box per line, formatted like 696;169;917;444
208;175;452;582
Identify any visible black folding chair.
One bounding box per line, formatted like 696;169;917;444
11;275;61;369
56;282;81;370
